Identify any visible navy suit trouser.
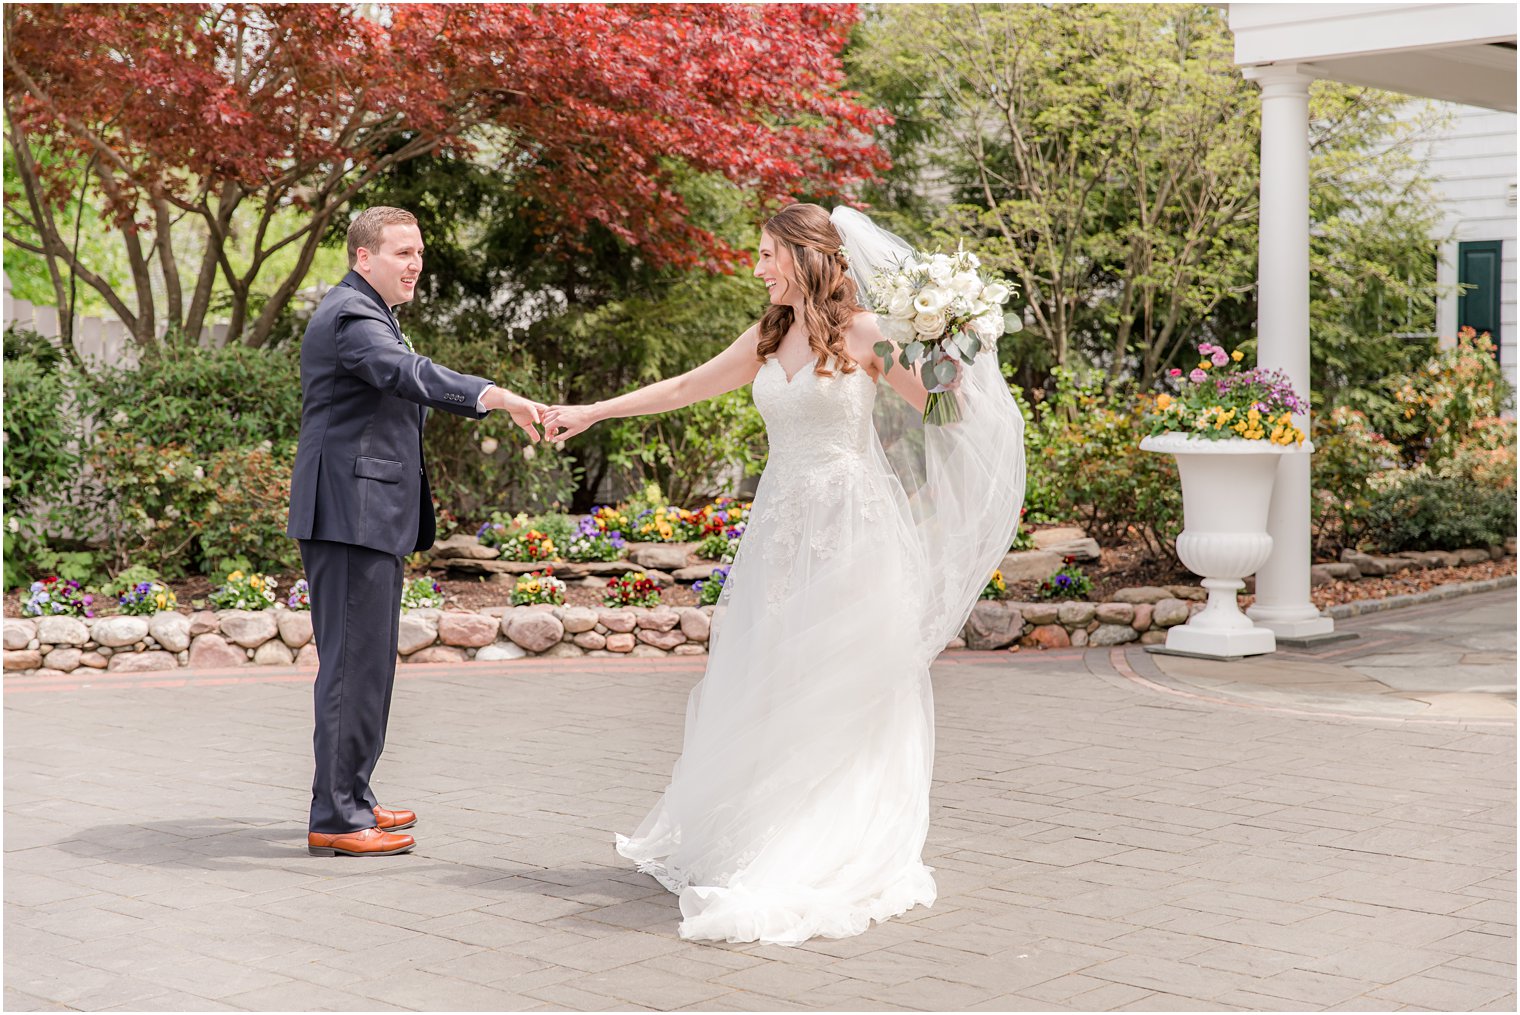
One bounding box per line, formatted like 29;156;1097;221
299;539;404;834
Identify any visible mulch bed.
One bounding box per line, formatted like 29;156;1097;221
4;538;1512;620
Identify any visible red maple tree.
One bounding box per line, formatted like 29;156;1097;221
4;3;889;350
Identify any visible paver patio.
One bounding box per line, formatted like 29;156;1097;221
5;590;1515;1012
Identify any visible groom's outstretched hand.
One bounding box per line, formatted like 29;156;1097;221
482;385;548;443
543;404;598;442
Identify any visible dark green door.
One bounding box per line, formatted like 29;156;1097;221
1458;240;1503;359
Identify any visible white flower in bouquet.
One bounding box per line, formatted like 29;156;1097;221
868;241;1018;425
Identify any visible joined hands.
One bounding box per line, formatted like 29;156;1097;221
542;404;599;443
483;386;550;443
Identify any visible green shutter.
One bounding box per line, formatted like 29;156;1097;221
1458;240;1503;359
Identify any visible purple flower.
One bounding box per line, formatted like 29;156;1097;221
1189;368;1208;384
1056;575;1072;587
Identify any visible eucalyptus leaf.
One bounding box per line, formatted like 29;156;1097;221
934;359;960;386
904;340;925;363
873;340;895;360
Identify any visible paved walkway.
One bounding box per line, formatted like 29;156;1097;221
5;591;1515;1011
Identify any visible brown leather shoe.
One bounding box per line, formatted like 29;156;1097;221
307;826;414;857
373;806;416;831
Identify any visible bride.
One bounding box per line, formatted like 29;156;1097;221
543;204;1025;945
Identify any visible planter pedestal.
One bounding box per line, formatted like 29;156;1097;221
1140;433;1313;659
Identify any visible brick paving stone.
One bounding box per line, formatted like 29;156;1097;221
6;596;1515;1012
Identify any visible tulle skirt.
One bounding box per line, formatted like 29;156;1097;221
616;448;940;945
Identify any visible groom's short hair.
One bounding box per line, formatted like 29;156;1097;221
348;207;419;268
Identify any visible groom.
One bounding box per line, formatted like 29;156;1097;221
287;206;544;857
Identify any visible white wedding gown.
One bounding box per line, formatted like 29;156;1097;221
616;339;1026;946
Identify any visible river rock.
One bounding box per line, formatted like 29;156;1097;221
672;644;707;656
79;651;108;669
4;620;36;650
542;642;586;658
1095;602;1135;625
1019;602;1060;625
1130;603;1154;631
560;607;599;634
397;613;439;655
1111;586;1171;605
963;601;1025;651
605;632;635;653
189;634;246;669
296;643;320;667
636;607;681;633
637;628;686;650
598;609;637;633
678;608;710;642
573;631;607;651
1165;585;1208;602
429;533;501;560
253;640;295;666
277;610;313;649
108;650;177;673
36;616;89;647
42;647;81;671
217;611;277;649
1056;601;1096;627
405;645;467;664
92;615;150;648
627;543;694;571
1070;628;1089;647
1141;630;1168;645
1041;537;1101;562
4;650;41;670
1031;526;1087;549
148;612;192;653
630;644;667;657
1320;562;1362;581
189;610;220;636
1090;623;1139;646
673;564;721;582
1455;547;1493;565
475;642;527;662
438;612;499;648
1340;548;1384;575
1022;624;1070;650
1153;598;1191;627
998;550;1063;583
506;612;564;653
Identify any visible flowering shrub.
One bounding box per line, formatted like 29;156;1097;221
980;570;1009;600
511;569;567;607
1010;507;1035;551
1376;328;1512;466
1146;343;1307;445
603;572;661;608
208;570;277;610
22;577;94;618
1037;557;1092;601
563;516;626;562
117;581;177;616
588;504;632;534
401;576;444;610
286;578;310;611
480;514;559;562
1310;407;1401;554
692;566;729;606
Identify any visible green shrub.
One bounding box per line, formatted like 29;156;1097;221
1310;406;1401;554
605;388;766;508
2;333;82;586
1026;369;1181;557
1359;468;1515;552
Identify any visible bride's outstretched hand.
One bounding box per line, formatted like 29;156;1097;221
543;403;598;442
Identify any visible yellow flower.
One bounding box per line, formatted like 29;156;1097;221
1198;361;1210;371
229;570;244;581
1155;393;1173;410
1231;350;1243;362
1246;408;1261;423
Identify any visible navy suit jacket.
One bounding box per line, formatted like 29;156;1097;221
286;272;492;558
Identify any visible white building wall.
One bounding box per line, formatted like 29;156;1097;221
1420;102;1517;387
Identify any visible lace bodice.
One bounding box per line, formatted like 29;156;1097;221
752;355;876;469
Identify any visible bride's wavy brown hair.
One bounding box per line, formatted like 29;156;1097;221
756;203;864;377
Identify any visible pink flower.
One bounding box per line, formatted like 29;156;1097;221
1168;368;1183;377
1211;349;1230;367
1189;368;1208;384
1198;343;1214;355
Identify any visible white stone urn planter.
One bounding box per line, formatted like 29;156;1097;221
1140;432;1314;658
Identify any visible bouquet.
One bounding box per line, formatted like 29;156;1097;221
1145;343;1308;445
511;569;567;607
869;245;1018;424
208;571;277;610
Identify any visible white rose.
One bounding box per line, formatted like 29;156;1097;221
927;256;953;283
913;287;949;315
880;316;916;343
952;271;982;297
971;312;1005;342
980;282;1010;306
914;311;948;337
480;437;500;455
887;290;914;318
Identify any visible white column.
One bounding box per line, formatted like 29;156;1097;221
1242;64;1335;640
